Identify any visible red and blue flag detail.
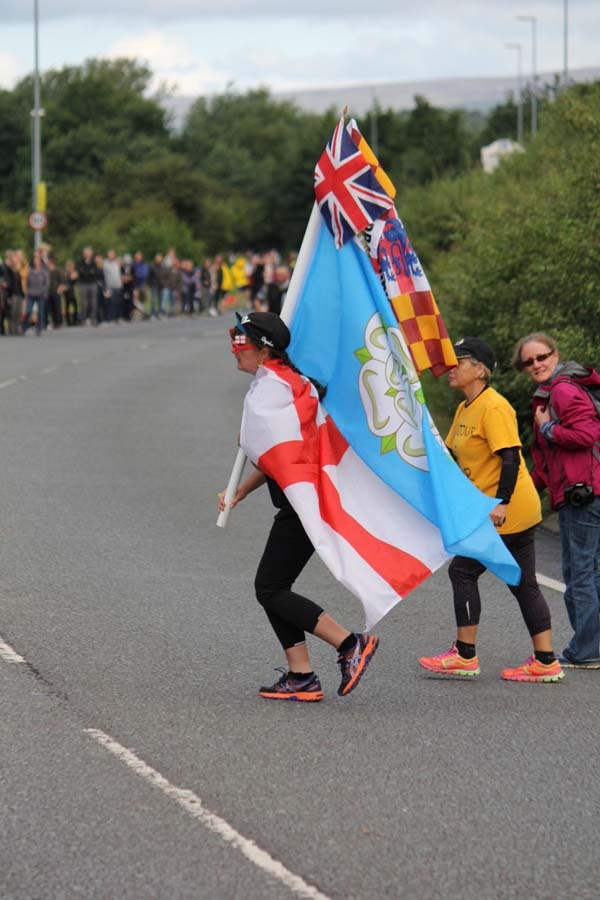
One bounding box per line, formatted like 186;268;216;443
314;116;395;249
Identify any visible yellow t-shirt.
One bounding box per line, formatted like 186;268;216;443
445;386;541;534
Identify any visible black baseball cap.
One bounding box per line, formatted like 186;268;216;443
234;312;290;352
453;336;497;371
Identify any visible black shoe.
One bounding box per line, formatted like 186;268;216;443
259;668;324;701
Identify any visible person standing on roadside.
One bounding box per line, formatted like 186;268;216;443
133;251;149;312
103;250;122;322
76;246;98;325
4;250;24;335
60;260;79;326
148;253;164;320
418;337;564;683
46;256;63;329
513;332;600;668
121;253;135;322
23;250;50;335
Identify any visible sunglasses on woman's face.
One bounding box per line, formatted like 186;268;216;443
520;350;554;368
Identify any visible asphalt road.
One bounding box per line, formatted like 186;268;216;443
0;319;597;900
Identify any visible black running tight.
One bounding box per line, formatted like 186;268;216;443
254;506;324;649
449;526;551;637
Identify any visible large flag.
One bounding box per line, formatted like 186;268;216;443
340;118;456;376
240;360;452;630
222;114;520;625
286;216;520;588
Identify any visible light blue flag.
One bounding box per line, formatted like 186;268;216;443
288;219;521;585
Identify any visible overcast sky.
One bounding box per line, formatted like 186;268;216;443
1;1;598;96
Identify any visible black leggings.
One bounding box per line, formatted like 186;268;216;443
254;506;324;650
449;526;551;637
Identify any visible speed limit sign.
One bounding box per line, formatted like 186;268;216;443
28;211;47;230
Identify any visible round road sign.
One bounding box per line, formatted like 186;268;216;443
28;211;47;230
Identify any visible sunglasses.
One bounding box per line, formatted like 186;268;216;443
229;327;253;354
520;350;555;369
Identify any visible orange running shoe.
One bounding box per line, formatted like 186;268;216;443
418;643;481;676
337;633;379;696
501;656;564;683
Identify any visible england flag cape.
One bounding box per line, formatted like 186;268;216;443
239;359;450;630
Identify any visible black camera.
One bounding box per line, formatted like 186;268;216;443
564;482;594;507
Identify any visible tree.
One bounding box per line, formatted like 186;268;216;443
426;81;600;439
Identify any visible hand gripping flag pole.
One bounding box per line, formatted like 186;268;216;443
215;203;322;527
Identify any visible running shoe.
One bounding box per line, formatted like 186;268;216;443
501;656;565;683
337;633;379;696
418;643;481;677
259;669;324;702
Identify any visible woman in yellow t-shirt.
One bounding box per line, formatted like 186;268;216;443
419;337;564;683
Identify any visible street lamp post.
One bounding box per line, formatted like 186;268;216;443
506;42;524;144
517;15;537;136
31;0;43;250
370;86;378;157
563;0;569;85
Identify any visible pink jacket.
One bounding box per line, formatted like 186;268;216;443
530;363;600;509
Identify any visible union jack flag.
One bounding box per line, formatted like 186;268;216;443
314;116;394;249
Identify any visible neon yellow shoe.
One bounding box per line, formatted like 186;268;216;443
418;643;480;677
501;656;564;683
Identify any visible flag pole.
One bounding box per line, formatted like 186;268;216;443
215;447;247;527
216;202;322;528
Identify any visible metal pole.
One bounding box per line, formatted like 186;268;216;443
32;0;42;250
506;43;524;144
563;0;569;85
517;15;537;136
370;87;378;157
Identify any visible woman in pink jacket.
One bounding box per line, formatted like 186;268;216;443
513;332;600;668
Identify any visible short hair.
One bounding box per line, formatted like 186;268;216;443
512;332;559;370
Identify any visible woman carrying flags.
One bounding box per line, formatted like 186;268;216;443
218;312;379;702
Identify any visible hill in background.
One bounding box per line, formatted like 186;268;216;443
162;66;600;127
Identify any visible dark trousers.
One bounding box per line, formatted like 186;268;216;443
64;291;78;326
254;506;324;649
0;293;7;334
121;288;133;321
449;526;551;637
47;292;63;327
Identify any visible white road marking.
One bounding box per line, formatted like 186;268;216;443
0;627;330;899
536;573;565;593
85;729;331;900
0;638;25;663
0;378;18;390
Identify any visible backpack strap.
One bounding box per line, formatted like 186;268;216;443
550;370;600;464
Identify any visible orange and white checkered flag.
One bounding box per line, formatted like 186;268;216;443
346;120;457;377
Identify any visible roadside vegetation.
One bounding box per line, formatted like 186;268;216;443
1;60;598;430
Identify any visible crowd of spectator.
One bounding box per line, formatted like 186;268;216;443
0;245;295;336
